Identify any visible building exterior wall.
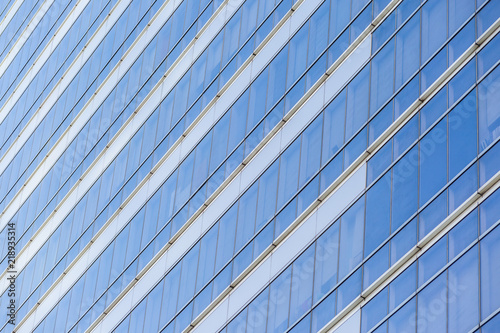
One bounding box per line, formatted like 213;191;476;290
0;0;498;332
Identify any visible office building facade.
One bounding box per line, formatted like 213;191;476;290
0;0;498;332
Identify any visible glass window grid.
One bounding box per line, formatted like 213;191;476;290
0;0;166;259
362;192;500;333
0;0;120;184
0;0;114;199
91;3;500;330
9;0;498;328
0;0;170;231
0;0;217;280
0;0;43;62
0;0;286;278
0;0;101;145
0;0;115;107
219;139;499;333
211;31;500;333
27;1;384;330
0;0;292;326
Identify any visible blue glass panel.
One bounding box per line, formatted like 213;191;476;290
448;245;479;333
448;164;478;212
277;138;300;209
338;199;365;280
313;220;340;303
363;244;389;288
267;267;292;333
311;290;336;332
417;272;447;333
337;268;362;312
322;91;346;166
365;173;391;256
419;191;447;240
389;262;416;312
289;245;315;325
388;298;416;333
421;0;446;63
479;188;500;234
418;237;447;287
395;13;419;90
421;47;447;92
419;119;447;206
346;66;369;140
478;65;500;152
448;210;478;259
481;225;500;320
246;287;269;333
390;217;416;265
362;287;388;333
391;146;418;232
371;39;395;115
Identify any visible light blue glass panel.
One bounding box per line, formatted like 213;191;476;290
361;287;388;333
478;65;500;152
395;13;419;90
388;298;416;333
277;138;300;209
311;290;336;332
417;272;447;333
421;0;446;63
267;267;292;333
365;173;391;256
313;221;340;303
299;117;322;187
419;119;447;206
389;262;416;312
346;66;369;140
246;287;269;333
448;245;479;333
391;146;418;232
289;244;315;325
338;199;365;280
480;225;500;320
322;91;346;167
370;39;395;115
418;237;447;287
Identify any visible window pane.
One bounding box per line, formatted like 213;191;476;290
365;173;391;256
346;66;370;140
417;273;447;333
314;221;340;303
339;199;365;280
370;39;395;115
299;116;322;187
289;245;315;325
388;298;416;333
418;237;447;288
391;146;418;232
421;0;446;63
395;13;419;90
419;119;447;206
389;262;417;312
322;91;346;166
480;225;500;320
448;245;480;333
267;268;292;333
478;65;500;152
